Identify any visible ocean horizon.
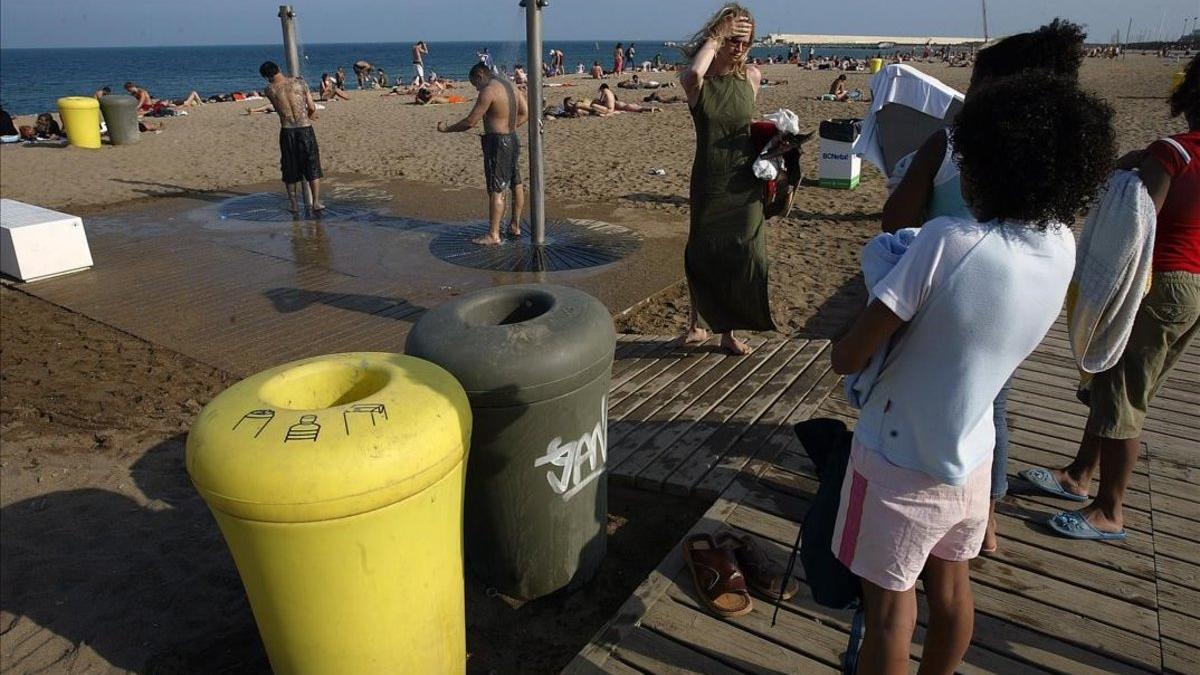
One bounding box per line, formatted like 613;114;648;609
0;40;891;115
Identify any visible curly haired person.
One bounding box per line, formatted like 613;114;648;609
830;72;1115;674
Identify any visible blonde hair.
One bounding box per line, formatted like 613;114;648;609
681;3;756;79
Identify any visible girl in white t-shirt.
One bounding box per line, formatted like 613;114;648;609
829;72;1115;674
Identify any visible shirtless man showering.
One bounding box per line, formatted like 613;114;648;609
437;62;529;245
260;61;324;214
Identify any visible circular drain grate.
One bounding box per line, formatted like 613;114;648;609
429;219;642;272
217;192;376;223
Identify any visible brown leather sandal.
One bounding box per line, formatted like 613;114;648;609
681;533;753;617
715;532;800;601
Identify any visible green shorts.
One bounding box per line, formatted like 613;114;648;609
1087;271;1200;439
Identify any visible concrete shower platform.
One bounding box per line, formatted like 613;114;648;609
10;175;688;377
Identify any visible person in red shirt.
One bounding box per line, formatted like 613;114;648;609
1030;54;1199;541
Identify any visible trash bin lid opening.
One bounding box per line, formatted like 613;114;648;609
257;360;391;411
460;289;557;327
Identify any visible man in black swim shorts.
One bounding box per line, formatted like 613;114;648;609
260;61;324;214
437;62;529;246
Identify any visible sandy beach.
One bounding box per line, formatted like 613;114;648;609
1;54;1193;673
2;56;1189;341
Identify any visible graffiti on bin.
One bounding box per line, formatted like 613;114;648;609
534;397;607;501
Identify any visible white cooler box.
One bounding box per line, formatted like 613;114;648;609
1;199;94;282
819;118;863;190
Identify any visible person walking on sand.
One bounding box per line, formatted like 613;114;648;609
614;43;625;75
437;62;529;246
679;4;772;355
353;60;373;89
260;61;324;214
412;41;429;86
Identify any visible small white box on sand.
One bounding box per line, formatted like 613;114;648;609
1;199;94;282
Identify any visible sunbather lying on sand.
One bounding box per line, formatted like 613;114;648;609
594;83;660;113
414;88;467;105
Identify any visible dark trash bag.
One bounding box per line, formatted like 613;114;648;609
773;417;864;674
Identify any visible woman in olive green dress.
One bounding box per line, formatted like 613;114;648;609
679;3;774;356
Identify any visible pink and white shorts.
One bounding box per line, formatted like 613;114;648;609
832;441;990;592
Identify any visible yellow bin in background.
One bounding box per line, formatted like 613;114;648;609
187;352;471;674
868;58;884;74
56;96;102;149
1173;70;1186;92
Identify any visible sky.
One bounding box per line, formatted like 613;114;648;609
2;0;1198;49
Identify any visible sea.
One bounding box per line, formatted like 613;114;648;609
0;41;891;116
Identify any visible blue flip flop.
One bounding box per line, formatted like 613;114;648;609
1019;467;1089;502
1046;511;1127;541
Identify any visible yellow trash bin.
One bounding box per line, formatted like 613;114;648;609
1172;70;1186;92
56;96;102;149
868;58;884;74
187;352;471;674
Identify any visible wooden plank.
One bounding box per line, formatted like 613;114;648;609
612;340;792;483
662;341;826;496
611;627;745;675
697;356;838;498
634;339;807;491
608;347;755;449
1008;387;1199;441
1158;580;1200;620
1161;612;1200;667
1152;493;1200;522
967;556;1159;638
609;337;679;389
1156;552;1200;590
968;583;1161;671
640;596;839;674
608;339;729;416
1154;511;1200;543
725;501;1142;674
1164;639;1200;675
1011;370;1200;423
608;340;791;479
1152;473;1200;502
562;488;745;675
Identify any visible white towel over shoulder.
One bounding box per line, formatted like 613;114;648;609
1069;170;1157;373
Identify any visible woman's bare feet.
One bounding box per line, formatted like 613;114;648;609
473;233;503;246
680;327;709;346
720;333;752;356
311;202;326;214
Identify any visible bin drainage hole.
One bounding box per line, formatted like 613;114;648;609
429;218;642;272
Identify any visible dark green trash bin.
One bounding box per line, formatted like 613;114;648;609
406;284;615;600
99;94;140;145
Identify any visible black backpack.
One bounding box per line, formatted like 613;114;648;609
773;418;864;674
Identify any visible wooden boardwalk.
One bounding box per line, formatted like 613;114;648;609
574;322;1199;674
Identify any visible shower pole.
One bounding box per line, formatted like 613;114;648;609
279;6;302;80
521;0;547;245
278;5;313;207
